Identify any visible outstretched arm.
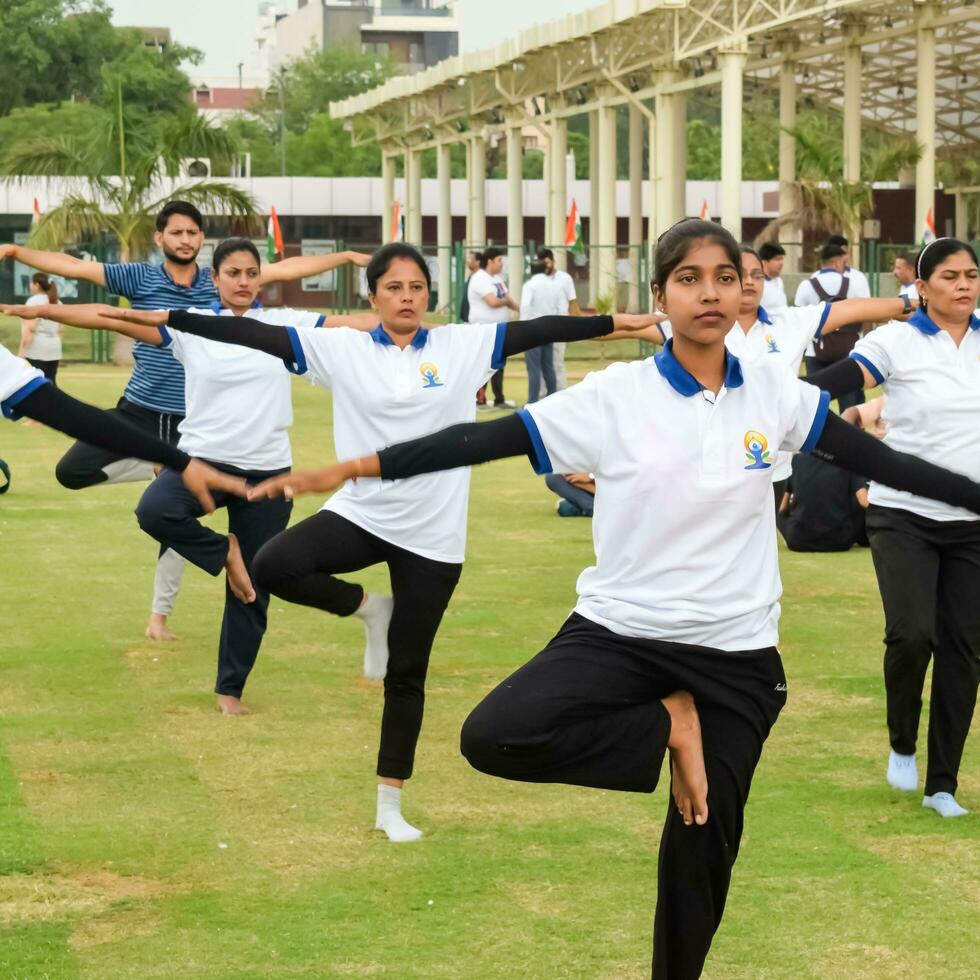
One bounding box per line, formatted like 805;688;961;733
502;313;662;357
247;414;530;501
0;244;105;286
804;357;878;399
14;384;246;512
820;296;911;335
812;413;980;515
2;302;162;344
259;250;372;285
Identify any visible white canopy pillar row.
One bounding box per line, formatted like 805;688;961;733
550;116;569;270
842;22;863;259
506;111;525;301
719;44;747;238
381;146;397;245
628;104;644;311
588;109;601;307
469;131;487;248
596;87;619;307
915;5;937;246
778;48;801;274
405;145;422;246
436;137;453;315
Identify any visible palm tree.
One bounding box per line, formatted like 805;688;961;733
1;85;259;261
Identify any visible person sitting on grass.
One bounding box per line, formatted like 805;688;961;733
545;472;595;517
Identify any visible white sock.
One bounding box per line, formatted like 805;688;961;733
375;784;423;842
922;792;968;818
886;750;918;792
355;593;394;679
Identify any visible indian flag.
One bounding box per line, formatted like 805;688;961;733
921;207;936;245
389;200;403;243
267;206;284;261
699;199;710;220
32;198;43;224
564;198;583;256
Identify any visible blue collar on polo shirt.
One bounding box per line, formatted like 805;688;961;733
654;337;744;396
369;324;429;349
757;306;773;325
209;299;262;313
909;308;980;336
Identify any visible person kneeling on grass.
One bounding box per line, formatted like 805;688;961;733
545;472;595;517
241;220;980;976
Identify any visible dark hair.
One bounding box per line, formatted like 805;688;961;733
32;271;57;302
827;234;849;248
820;242;847;263
365;242;431;293
915;238;978;281
529;260;547;276
536;247;555;261
468;249;483;263
758;242;785;262
651;218;741;295
156;200;204;233
212;237;261;272
481;247;505;268
895;252;917;269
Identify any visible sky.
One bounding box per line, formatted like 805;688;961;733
106;0;601;79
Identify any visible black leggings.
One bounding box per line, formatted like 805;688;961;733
252;511;463;780
866;504;980;796
460;613;786;980
27;358;59;385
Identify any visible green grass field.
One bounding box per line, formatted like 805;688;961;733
0;345;977;979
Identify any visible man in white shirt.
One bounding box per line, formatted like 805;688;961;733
520;260;567;403
467;247;518;408
759;242;788;311
894;252;919;303
537;248;580;392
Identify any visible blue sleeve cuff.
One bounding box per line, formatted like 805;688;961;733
849;351;884;386
2;376;50;420
284;325;308;375
157;325;173;347
800;390;831;454
516;408;554;475
490;322;507;371
315;314;326;328
815;302;832;338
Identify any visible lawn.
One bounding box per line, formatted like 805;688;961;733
0;346;976;979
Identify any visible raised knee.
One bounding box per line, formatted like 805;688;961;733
460;710;505;775
55;457;96;490
134;497;167;540
251;540;284;595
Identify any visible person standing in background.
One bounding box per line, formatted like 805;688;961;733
17;273;62;387
759;242;788;311
519;259;565;404
536;248;581;393
467;247;518;409
894;252;919;303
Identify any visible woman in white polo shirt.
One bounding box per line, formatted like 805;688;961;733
813;237;979;819
250;221;980;974
100;242;658;843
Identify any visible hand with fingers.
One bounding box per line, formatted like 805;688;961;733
180;459;249;515
100;307;169;327
247;461;358;502
611;312;668;332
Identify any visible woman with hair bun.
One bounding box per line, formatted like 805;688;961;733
17;272;62;387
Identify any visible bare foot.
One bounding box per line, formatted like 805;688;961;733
145;612;178;642
225;533;256;604
661;691;708;827
216;694;250;716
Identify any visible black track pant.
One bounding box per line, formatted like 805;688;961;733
460;613;786;980
135;462;293;697
252;511;462;780
866;504;980;796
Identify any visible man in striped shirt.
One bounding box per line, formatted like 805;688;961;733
1;200;370;641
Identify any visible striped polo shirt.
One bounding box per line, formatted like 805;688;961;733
104;263;218;415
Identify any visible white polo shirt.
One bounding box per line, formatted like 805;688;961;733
159;305;324;471
0;345;48;420
898;282;919;303
467;269;508;324
795;268;871;307
552;269;578;314
761;276;788;311
289;321;506;563
520;273;567;320
662;305;828;481
518;341;830;651
850;309;980;523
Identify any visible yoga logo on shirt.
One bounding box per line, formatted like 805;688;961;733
419;362;444;389
743;430;773;470
765;333;780;354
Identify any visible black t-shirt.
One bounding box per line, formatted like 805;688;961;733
777;452;869;552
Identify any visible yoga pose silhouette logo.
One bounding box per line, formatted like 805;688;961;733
743;430;773;470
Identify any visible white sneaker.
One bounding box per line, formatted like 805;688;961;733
492;399;517;409
886;750;918;792
922;792;968;818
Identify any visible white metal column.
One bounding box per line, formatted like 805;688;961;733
542;131;553;251
437;140;452;314
506;117;525;301
720;48;746;237
628;105;644;311
915;7;936;244
405;146;422;245
654;71;680;235
779;52;801;273
954;192;968;240
843;26;862;188
589;109;601;306
470;134;487;247
551;116;568;270
381;149;396;244
597;90;618;305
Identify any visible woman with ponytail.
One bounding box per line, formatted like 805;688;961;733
17;272;62;385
